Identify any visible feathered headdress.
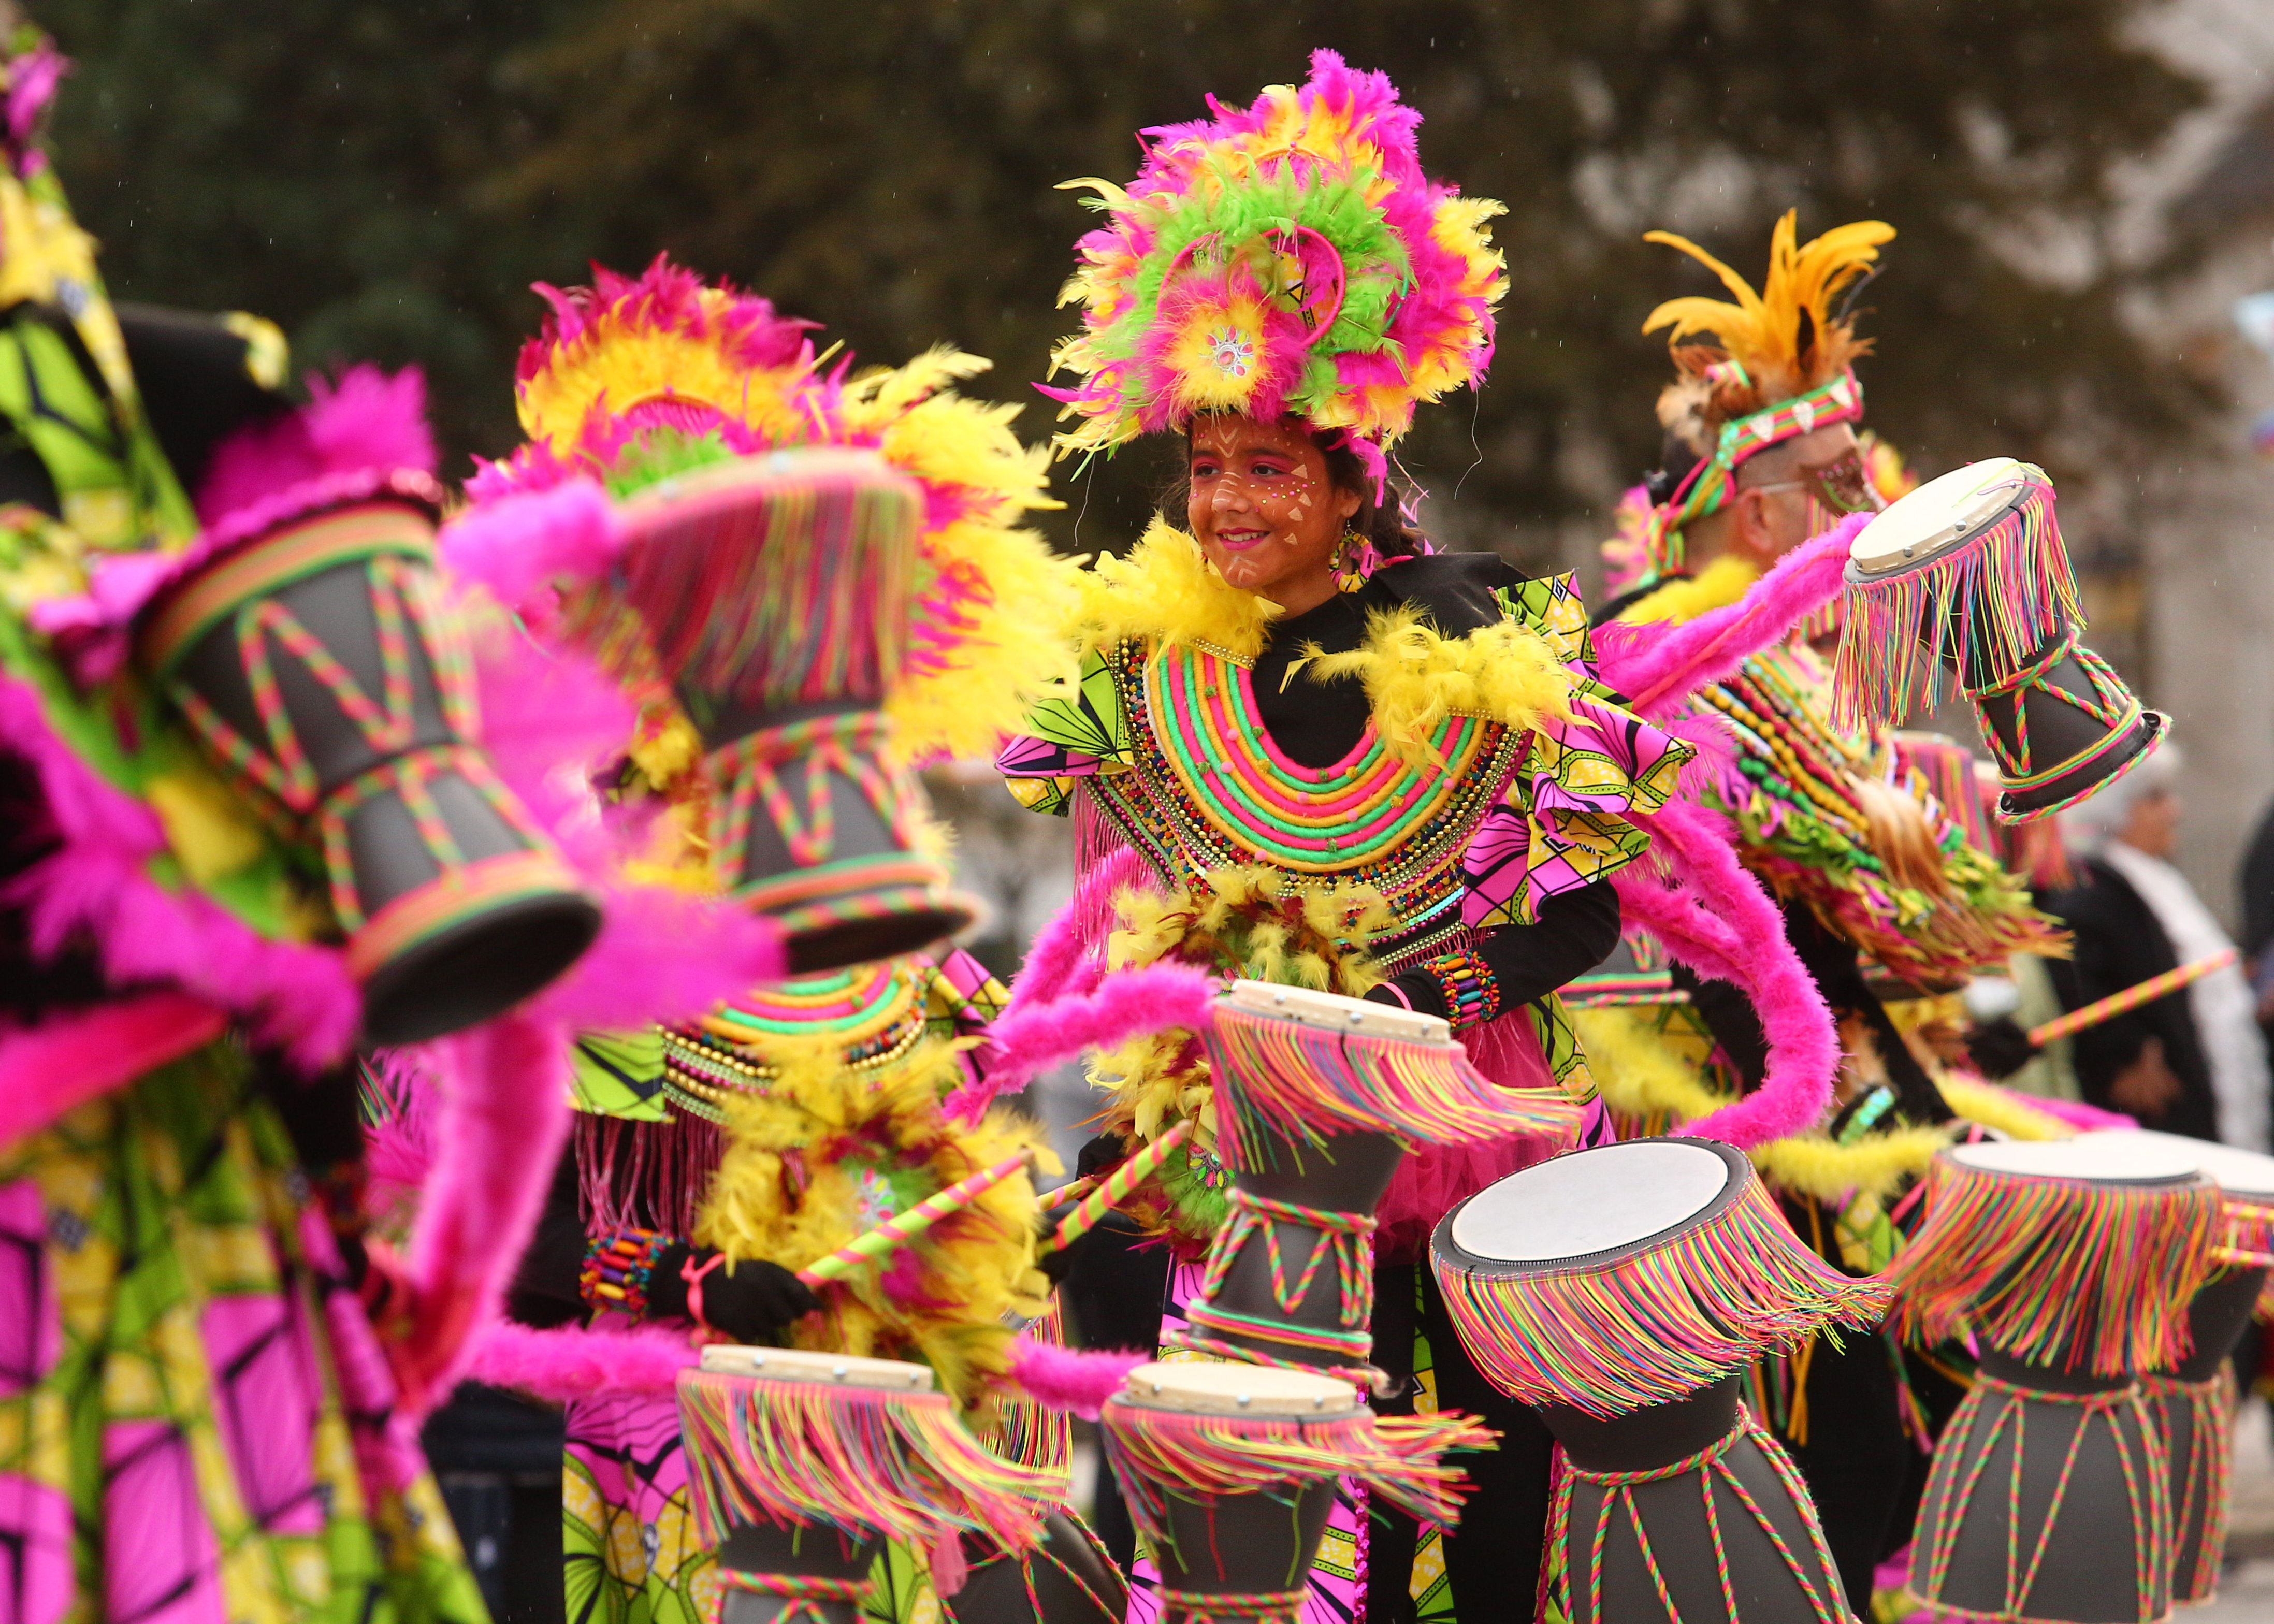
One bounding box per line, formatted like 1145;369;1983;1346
1623;211;1893;585
462;257;1079;769
1042;49;1503;473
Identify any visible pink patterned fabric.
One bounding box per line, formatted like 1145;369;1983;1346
1461;691;1689;930
102;1420;228;1624
0;1181;59;1397
199;1294;325;1536
0;1471;72;1624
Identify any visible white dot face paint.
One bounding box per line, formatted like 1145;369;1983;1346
1185;414;1359;609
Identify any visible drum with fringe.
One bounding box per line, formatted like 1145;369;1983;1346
1431;1139;1884;1624
676;1344;1062;1624
139;482;599;1042
1836;457;2165;822
2084;1129;2274;1605
1169;979;1580;1379
1099;1360;1488;1624
598;447;975;970
1889;1137;2220;1624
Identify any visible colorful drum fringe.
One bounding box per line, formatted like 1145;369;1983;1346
1552;1403;1849;1624
675;1369;1060;1553
1432;1173;1889;1416
1099;1400;1493;1544
1204;998;1581;1157
1908;1372;2172;1624
1886;1156;2218;1377
1831;470;2079;729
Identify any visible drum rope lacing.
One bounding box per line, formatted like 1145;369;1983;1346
1555;1404;1847;1624
716;1569;873;1623
1910;1371;2170;1622
1177;1188;1377;1365
2147;1368;2235;1603
1156;1587;1307;1622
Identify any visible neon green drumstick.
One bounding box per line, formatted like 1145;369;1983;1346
1043;1121;1193;1256
795;1151;1032;1287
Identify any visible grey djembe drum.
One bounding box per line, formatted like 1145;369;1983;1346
1432;1139;1885;1624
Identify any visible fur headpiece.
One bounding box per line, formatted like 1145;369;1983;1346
1042;49;1503;468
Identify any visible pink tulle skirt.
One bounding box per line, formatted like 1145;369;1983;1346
1372;1011;1584;1263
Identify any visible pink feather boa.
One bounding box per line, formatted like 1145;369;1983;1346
0;676;361;1072
1591;519;1862;720
392;1015;573;1417
1615;799;1840;1148
1004;1337;1144;1420
945;963;1218;1123
461;1321;697;1402
0;992;228;1148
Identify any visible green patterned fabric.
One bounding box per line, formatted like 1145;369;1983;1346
0;1043;487;1624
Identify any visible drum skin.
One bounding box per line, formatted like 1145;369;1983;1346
1909;1354;2169;1624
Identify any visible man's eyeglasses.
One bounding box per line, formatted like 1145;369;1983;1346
1741;450;1881;515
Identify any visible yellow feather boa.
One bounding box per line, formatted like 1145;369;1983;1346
694;1039;1055;1406
1071;519;1281;660
1296;603;1572;769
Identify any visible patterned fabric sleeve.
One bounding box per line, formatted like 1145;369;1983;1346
994;646;1133;817
1462;575;1690;930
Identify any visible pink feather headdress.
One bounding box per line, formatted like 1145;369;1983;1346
1042;49;1503;463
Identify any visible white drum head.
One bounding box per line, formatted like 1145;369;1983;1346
1947;1137;2203;1186
1449;1140;1736;1265
1849;457;2032;576
1225;978;1450;1045
1117;1359;1356;1416
699;1344;935;1391
2080;1128;2274;1200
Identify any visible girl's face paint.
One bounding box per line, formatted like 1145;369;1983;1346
1187;414;1361;613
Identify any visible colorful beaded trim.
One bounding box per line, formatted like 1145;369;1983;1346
660;961;925;1120
580;1224;672;1317
1422;948;1501;1031
1096;639;1523;961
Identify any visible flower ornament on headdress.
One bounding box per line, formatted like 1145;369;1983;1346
1043;49;1504;475
1633;211;1893;583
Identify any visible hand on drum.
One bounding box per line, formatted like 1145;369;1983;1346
648;1244;819;1341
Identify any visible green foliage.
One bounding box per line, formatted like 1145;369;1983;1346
41;0;2209;569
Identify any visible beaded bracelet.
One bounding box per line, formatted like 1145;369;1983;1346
580;1225;672;1318
1422;948;1502;1031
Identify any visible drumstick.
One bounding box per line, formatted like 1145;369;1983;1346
1044;1122;1192;1256
796;1151;1032;1287
2025;949;2238;1048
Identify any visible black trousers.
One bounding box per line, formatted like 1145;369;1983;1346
1367;1262;1556;1623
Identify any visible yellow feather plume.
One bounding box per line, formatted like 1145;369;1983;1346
1614;555;1759;628
1071;520;1281;660
1934;1074;2075;1142
693;1040;1054;1405
1643;211;1893;413
1296;603;1572;769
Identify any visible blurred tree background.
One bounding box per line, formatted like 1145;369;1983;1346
39;0;2212;574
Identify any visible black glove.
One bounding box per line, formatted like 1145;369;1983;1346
1037;1227;1089;1288
1075;1132;1127;1180
648;1243;818;1343
1964;1016;2039;1082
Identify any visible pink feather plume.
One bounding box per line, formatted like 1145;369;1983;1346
1592;518;1863;720
439;479;624;621
198;364;438;527
1005;1337;1145;1420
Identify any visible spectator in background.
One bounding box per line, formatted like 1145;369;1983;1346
2238;790;2274;1030
2052;748;2270;1148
